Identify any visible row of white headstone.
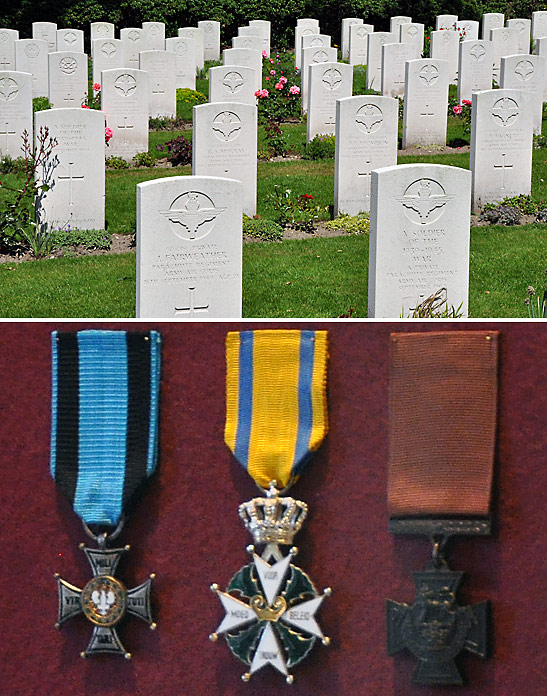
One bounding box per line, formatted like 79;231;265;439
133;164;472;320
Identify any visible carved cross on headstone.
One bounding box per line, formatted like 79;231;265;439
117;116;134;144
493;153;513;189
63;93;75;105
58;161;85;206
175;287;210;317
1;121;15;150
324;114;336;126
358;158;372;191
152;83;165;109
0;56;11;69
387;567;488;684
55;544;155;658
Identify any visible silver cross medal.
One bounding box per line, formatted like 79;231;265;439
55;536;156;658
210;482;331;684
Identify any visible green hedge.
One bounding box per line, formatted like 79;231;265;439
2;0;546;48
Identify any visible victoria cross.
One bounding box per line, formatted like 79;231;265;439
55;544;156;658
387;567;488;684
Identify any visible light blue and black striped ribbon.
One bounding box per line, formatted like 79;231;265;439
51;330;161;526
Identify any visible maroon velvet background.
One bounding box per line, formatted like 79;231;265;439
0;321;545;696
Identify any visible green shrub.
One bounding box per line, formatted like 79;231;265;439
243;216;284;241
303;134;335;160
149;116;191;130
105;156;129;169
325;213;370;235
50;227;112;250
33;97;52;112
176;88;207;106
0;155;27;174
133;151;156;167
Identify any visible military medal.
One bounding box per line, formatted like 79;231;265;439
51;330;162;658
210;330;331;684
386;331;499;685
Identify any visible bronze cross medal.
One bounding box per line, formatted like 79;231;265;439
55;543;156;658
387;521;489;685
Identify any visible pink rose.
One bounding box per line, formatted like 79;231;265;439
452;104;463;115
261;89;269;97
81;104;90;109
92;83;101;91
275;82;283;90
279;76;287;84
270;69;275;75
462;99;472;106
254;90;262;97
104;127;113;142
262;50;267;57
265;76;269;81
289;85;300;95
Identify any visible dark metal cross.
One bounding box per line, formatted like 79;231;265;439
493;153;513;189
58;161;85;206
55;545;155;658
387;566;488;685
175;286;209;317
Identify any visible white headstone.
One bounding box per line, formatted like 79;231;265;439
490;27;519;80
532;11;547;40
301;46;337;113
34;107;105;231
223;48;262;92
500;54;545;134
506;19;531;55
142;22;165;51
470;89;534;212
349;24;374;66
302;33;331;52
101;68;149;160
232;35;263;55
179;27;205;71
458;40;494;104
136;175;242;318
399;23;424;53
367;32;398;90
15;39;48;98
402;59;449;148
166;37;196;90
192;102;257;216
209;65;256;105
56;29;84;54
0;70;32;157
295;20;320;69
48;52;88;109
307;62;352;141
32;22;57;53
381;42;419;98
456;21;479;41
91;22;114;41
0;29;18;71
334;95;398;215
430;29;459;84
390;17;412;34
482;13;504;40
120;28;147;70
198;20;221;61
92;39;125;87
342;19;364;61
534;37;547;99
436;15;458;31
368;163;471;318
249;20;271;56
139;50;176;119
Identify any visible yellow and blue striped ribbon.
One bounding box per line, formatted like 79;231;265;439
225;330;328;489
